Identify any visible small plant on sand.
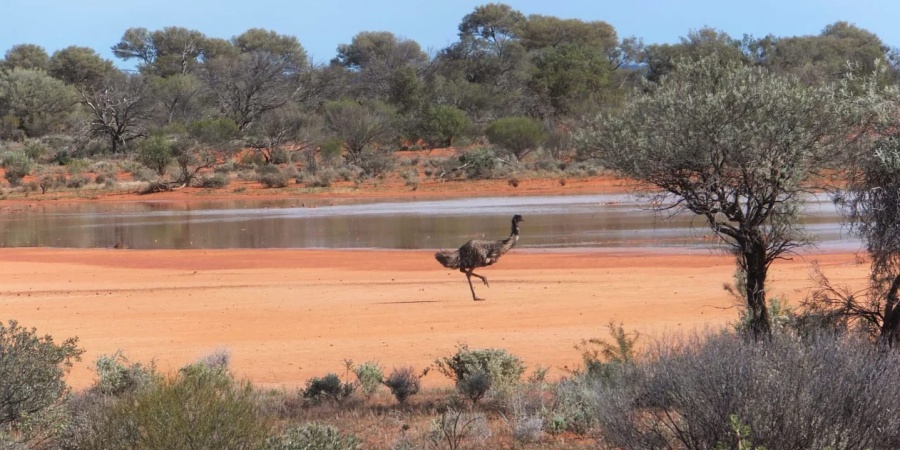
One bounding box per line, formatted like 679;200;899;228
382;366;427;405
352;360;384;398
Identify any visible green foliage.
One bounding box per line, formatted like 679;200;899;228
457;147;497;180
48;46;115;86
136;135;173;176
256;165;289;188
78;360;268;449
92;351;156;396
435;344;525;403
266;422;361;450
529;44;611;116
485;116;547;160
0;320;82;440
714;415;767;450
187;117;239;147
323;99;396;162
318;138;344;163
575;321;639;379
197;173;230;188
579;55;852;338
352;361;384;397
420;105;471;147
302;373;354;404
382;366;423;405
1;150;34;186
0;68;78;137
3;44;50;71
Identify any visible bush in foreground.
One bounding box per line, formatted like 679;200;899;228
589;330;900;449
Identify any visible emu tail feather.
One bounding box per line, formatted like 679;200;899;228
435;250;461;269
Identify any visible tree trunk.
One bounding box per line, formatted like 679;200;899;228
879;274;900;348
741;236;772;339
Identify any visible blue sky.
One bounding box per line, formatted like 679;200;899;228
2;0;898;67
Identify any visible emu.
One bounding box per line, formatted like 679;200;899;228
435;215;523;301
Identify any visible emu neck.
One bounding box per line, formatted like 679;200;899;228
501;221;520;250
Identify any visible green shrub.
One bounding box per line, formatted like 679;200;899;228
77;361;268;449
457;148;496;180
92;351;155;396
435;344;525;404
136;135;174;176
485;116;547;160
197;173;230;188
0;320;82;444
1;150;34;186
266;422;361;450
420;105;472;147
302;373;354;404
382;366;423;405
352;361;384;397
575;321;639;379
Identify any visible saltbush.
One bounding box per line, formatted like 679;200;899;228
435;344;525;404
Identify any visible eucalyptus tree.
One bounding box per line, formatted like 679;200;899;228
323;99;396;167
48;46;116;87
201;29;307;132
333;31;427;110
111;26;209;76
641;27;747;82
0;68;79;137
81;72;153;153
578;56;852;338
2;43;50;71
816;73;900;347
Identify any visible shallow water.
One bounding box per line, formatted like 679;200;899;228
0;194;858;250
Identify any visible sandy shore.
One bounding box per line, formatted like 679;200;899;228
0;246;868;390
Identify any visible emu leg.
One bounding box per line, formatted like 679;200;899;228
465;269;485;301
470;271;489;287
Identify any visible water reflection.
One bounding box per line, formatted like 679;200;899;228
0;194;857;250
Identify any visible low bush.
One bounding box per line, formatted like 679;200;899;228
266;422;361;450
590;330;900;450
435;344;525;404
1;150;34;186
198;173;230;188
382;366;424;405
352;361;384;398
302;373;354;404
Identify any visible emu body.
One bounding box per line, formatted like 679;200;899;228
435;215;523;301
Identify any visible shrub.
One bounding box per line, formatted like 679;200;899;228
427;409;491;450
435;344;525;404
266;422;361;450
575;321;639;379
0;320;82;444
1;150;34;186
302;373;354;404
352;361;384;398
319;138;344;163
590;330;900;450
382;366;423;405
197;173;230;188
77;361;268;449
136;135;174;176
456;148;496;180
420;105;472;147
92;351;155;396
485;116;547;160
65;175;90;189
258;171;289;188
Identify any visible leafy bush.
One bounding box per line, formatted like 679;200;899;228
77;361;269;449
435;344;525;404
590;330;900;450
575;321;639;379
382;366;423;405
197;173;230;188
419;105;471;147
266;422;361;450
1;150;34;186
0;320;82;444
485;116;547;160
92;351;155;396
352;361;384;397
302;373;354;404
456;147;496;180
136;135;173;176
256;170;288;189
